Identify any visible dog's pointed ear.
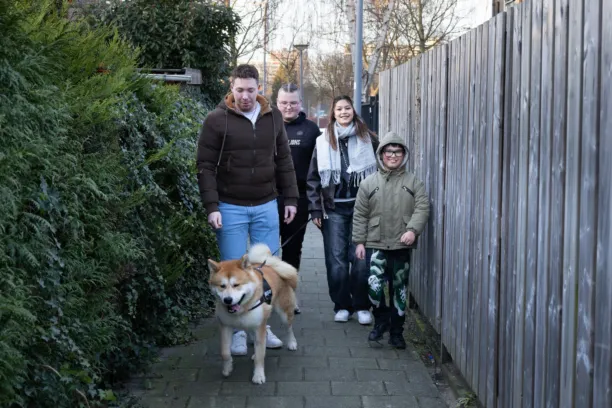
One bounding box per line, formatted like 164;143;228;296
208;259;220;274
240;254;250;270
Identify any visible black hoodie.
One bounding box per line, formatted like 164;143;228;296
281;112;321;195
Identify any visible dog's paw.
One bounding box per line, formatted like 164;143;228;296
287;340;298;351
251;353;255;361
252;369;266;384
221;360;233;377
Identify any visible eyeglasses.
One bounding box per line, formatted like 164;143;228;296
278;101;299;107
383;150;404;158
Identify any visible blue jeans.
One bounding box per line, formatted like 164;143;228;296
321;202;371;313
216;199;280;261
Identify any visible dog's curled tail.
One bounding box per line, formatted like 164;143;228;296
248;243;298;289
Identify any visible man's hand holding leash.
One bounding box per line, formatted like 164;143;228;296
284;205;297;224
208;211;223;229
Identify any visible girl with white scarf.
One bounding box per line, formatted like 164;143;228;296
306;95;378;325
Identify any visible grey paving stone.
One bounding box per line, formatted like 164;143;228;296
130;379;168;397
332;381;386;396
165;381;222;397
253;365;303;381
302;345;351;357
246;396;304;408
299;283;323;294
417;397;448;408
326;336;373;347
362;395;420;408
304;367;356;382
305;396;362;408
277;381;331;396
384;380;439;398
139;395;189;408
279;356;328;368
329;357;379;369
292;319;326;330
219;381;276;396
350;347;401;359
377;358;423;371
187;396;246;408
355;369;407;382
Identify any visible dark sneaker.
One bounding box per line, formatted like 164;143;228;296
368;323;389;342
388;333;406;349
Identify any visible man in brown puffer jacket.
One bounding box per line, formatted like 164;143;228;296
196;64;299;355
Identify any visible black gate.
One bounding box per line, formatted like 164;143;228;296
361;95;379;134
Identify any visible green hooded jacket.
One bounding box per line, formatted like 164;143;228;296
352;131;430;250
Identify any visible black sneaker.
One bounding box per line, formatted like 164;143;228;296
368;323;389;342
388;333;406;349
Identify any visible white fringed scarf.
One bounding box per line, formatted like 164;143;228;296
316;122;377;188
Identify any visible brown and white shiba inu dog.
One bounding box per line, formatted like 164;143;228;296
208;243;299;384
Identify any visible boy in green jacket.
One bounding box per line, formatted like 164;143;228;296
352;131;430;348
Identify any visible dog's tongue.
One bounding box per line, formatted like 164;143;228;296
228;304;240;313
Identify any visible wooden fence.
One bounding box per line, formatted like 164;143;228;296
378;0;611;407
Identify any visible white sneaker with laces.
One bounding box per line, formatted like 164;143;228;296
265;325;283;349
334;309;350;322
247;325;283;349
357;310;373;325
230;330;247;356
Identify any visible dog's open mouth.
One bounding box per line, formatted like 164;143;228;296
226;294;245;314
227;304;241;314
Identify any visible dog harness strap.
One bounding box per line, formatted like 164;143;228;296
249;262;273;311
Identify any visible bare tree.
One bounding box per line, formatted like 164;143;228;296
309;53;354;102
362;0;395;96
392;0;464;54
224;0;285;66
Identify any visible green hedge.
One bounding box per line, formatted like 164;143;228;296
0;1;223;406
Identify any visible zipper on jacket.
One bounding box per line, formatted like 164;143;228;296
402;186;415;197
252;123;257;175
368;187;379;200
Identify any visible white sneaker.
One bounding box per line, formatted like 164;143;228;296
334;310;350;322
247;325;283;349
265;325;283;349
357;310;373;325
230;330;247;356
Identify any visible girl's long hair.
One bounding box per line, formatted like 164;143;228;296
326;95;377;151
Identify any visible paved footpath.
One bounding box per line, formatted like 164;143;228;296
129;225;447;408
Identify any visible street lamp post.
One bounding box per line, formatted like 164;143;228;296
294;43;309;102
354;0;363;115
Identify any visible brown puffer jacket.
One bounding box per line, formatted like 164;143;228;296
196;94;298;213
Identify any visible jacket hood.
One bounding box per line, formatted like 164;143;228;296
218;92;272;116
376;131;410;172
285;111;307;125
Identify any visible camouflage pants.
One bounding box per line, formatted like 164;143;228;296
368;249;411;324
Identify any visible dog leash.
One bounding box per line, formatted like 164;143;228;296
270;216;312;257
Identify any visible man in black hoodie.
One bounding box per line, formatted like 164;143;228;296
276;84;321;306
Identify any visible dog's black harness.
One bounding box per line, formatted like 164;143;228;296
248;261;273;311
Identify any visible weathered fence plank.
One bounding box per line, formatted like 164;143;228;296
514;3;531;406
499;6;518;408
534;0;553;405
487;15;504;408
560;0;583;406
593;1;612;405
545;0;569;406
575;0;601;406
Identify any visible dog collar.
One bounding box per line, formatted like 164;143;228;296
248;262;272;311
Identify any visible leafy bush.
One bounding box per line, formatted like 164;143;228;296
0;1;220;406
84;0;239;104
